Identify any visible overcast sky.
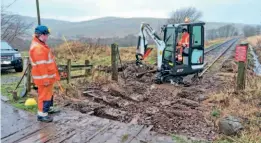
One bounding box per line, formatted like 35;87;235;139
2;0;261;24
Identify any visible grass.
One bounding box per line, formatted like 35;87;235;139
248;48;255;69
172;135;188;143
247;35;261;63
214;131;261;143
171;134;209;143
21;51;29;57
1;69;23;77
1;82;37;114
247;35;261;46
52;38;224;71
121;134;129;143
12;103;37;113
211;108;221;117
204;69;261;143
205;38;227;48
1;69;38;114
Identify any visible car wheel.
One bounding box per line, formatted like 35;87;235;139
15;67;23;72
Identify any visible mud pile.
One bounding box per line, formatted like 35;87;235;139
72;82;215;139
121;62;155;83
220;59;237;73
96;61;156;83
60;62;218;140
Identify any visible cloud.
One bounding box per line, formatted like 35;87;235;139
3;0;261;24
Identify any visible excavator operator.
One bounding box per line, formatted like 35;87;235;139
179;28;190;48
176;28;189;63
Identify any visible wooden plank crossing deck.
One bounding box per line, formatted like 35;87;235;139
1;102;174;143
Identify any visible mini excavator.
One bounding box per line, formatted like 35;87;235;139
136;19;205;84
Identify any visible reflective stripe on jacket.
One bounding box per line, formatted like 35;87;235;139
29;36;60;85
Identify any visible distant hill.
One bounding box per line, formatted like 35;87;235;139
21;16;248;39
9;15;257;50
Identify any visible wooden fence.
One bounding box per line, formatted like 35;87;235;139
25;58;92;92
24;43;119;93
58;59;92;83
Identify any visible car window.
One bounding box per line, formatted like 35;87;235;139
1;42;14;51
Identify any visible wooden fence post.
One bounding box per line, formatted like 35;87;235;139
236;42;249;91
111;43;118;81
237;62;246;90
67;59;71;83
26;58;32;92
85;60;90;77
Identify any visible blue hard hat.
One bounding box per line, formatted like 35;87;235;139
35;25;50;35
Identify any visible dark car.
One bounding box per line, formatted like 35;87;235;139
1;41;23;72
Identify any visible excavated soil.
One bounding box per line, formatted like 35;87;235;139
56;60;237;141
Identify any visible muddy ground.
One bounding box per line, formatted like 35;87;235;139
53;58;238;141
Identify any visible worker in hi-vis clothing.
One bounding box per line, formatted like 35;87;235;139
29;25;60;122
176;28;189;62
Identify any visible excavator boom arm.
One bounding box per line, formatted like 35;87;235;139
136;23;165;70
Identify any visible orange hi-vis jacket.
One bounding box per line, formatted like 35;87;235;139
29;36;60;86
176;32;190;61
178;32;190;47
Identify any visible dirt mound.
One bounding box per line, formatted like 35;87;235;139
121;62;155;83
63;62;218;140
220;59;237;73
126;88;215;139
177;88;207;102
68;81;216;140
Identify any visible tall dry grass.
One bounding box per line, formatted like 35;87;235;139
53;41;110;64
205;38;227;48
53;37;224;66
206;69;261;142
247;35;261;63
53;41;158;66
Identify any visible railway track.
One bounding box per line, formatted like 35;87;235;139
199;38;239;76
204;38;237;54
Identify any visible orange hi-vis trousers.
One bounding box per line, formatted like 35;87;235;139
37;84;54;115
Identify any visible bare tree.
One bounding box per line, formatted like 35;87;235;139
256;25;261;35
168;7;203;24
206;29;218;40
1;0;33;43
220;24;237;37
206;24;238;40
243;25;256;37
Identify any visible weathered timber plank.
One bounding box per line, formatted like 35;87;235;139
63;116;111;142
83;91;120;107
129;125;154;143
87;122;123;143
104;124;145;143
18;125;70;143
85;122;113;142
2;123;50;143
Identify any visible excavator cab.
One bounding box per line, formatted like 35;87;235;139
159;22;205;84
135;21;205;84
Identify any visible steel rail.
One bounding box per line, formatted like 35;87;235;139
204;38;236;54
199;38;238;77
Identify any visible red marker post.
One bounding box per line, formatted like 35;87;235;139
235;42;249;91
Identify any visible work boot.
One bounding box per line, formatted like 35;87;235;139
48;106;61;114
37;115;53;123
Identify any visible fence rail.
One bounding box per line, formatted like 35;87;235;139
59;59;92;83
25;58;92;91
